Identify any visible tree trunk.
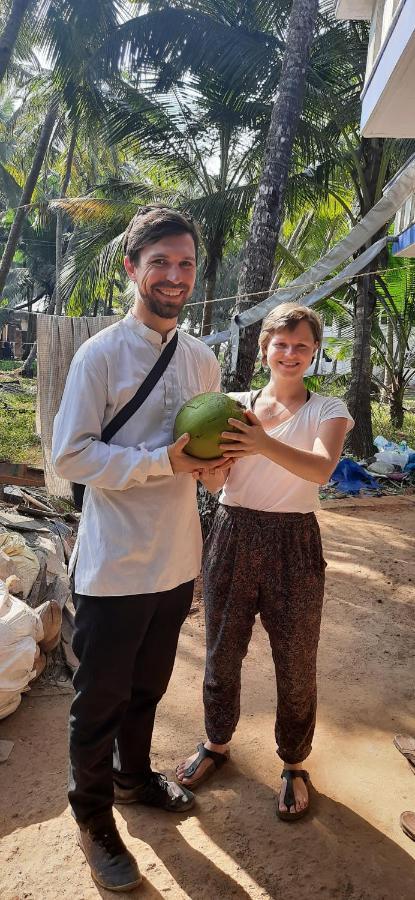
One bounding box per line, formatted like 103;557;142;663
390;381;405;429
223;0;319;391
104;280;114;316
381;317;394;401
332;322;341;375
93;297;99;317
202;268;218;337
313;315;324;374
19;339;36;378
346;137;387;457
0;0;32;84
0;101;58;296
201;238;223;337
55;122;78;316
313;343;322;375
346;273;376;457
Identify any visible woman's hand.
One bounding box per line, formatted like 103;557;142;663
192;461;234;483
220;410;271;459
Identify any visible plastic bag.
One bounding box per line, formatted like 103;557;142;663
0;530;40;599
373;435;414;471
0;578;40;720
367;460;395;475
374;450;409;469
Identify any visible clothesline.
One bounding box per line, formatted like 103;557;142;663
185;265;413;309
2;257;411;322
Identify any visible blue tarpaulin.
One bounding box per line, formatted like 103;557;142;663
404;452;415;473
330;458;380;495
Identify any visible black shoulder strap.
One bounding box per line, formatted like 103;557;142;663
101;330;178;444
251;389;262;410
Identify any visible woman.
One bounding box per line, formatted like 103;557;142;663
176;304;354;820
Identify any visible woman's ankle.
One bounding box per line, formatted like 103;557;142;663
205;739;229;753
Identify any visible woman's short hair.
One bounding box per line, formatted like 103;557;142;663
258;304;322;364
123;205;200;264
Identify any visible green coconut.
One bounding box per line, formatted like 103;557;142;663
174;392;246;459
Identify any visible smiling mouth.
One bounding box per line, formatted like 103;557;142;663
155;287;185;298
279;361;299;367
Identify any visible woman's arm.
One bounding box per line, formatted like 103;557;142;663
220;411;349;485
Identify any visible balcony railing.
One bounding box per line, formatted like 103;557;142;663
394;192;415;234
366;0;404;81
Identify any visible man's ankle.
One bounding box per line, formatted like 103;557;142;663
78;811;115;833
113;771;152;790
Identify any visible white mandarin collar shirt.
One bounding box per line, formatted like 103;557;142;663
128;314;177;346
52;313;220;596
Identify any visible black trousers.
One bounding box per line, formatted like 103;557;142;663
69;581;194;826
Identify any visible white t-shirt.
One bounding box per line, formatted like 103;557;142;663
219;390;354;514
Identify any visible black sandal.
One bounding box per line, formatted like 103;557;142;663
277;769;310;821
176;742;230;789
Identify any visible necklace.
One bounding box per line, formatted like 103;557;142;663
258;387;309;420
258;389;283;419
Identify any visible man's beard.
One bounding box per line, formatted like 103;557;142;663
141;287;190;319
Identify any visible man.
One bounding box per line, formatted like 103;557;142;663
52;206;226;892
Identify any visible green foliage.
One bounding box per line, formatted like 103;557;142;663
0;380;42;466
0;360;21;371
371;401;415;448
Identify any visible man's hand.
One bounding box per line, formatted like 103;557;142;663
168;433;233;475
192;465;233;494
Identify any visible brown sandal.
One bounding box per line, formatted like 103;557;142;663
400;811;415;840
176;742;229;789
277;769;310;822
393;735;415;774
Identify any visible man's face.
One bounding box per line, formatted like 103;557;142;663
124;232;197;319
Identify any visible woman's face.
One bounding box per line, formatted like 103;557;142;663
266;320;319;380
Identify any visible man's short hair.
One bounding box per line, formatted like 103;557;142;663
123;205;200;264
258;303;322;364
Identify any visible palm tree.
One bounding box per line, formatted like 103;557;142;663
0;97;59;296
54;118;78;315
371;254;415;429
0;0;33;85
322;253;415;431
0;0;127;299
88;77;263;332
167;2;412;454
0;94;58;311
222;0;320;390
21;0;411;459
49;0;346;318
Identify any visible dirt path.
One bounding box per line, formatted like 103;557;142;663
1;497;415;900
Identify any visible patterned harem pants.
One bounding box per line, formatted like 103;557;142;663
202;504;326;764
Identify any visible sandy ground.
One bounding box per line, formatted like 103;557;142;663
1;495;415;900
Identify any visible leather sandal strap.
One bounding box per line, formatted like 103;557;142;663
183;742;228;778
280;770;309;811
281;769;309;782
